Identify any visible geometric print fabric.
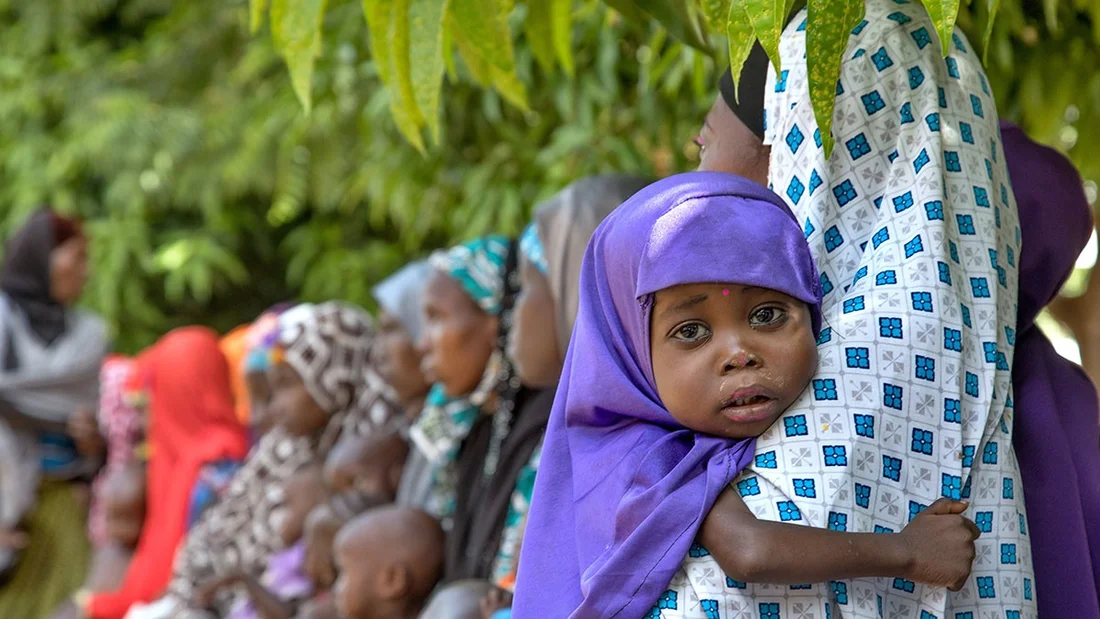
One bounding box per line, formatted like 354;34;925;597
660;1;1036;617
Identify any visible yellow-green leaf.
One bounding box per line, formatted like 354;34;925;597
363;0;393;83
409;0;449;144
250;0;270;33
806;0;864;158
1042;0;1058;32
699;0;729;31
454;23;528;109
442;13;458;81
635;0;713;53
551;0;574;75
450;0;516;73
726;0;755;102
389;0;426;150
982;0;1000;62
271;0;328;114
526;0;558;72
742;0;794;72
923;0;961;57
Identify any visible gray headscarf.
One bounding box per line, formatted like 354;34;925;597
372;261;432;343
533;175;651;350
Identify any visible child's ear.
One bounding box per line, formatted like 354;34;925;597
376;563;410;601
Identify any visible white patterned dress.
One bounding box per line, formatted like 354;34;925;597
657;1;1036;618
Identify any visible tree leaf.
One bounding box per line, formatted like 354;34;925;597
271;0;328;114
635;0;713;53
450;0;517;73
923;0;962;57
526;0;558;72
742;0;794;72
1042;0;1058;33
453;17;528;109
698;0;729;31
362;0;393;83
806;0;863;159
982;0;1000;62
551;0;574;75
726;0;756;102
250;0;270;33
409;0;449;144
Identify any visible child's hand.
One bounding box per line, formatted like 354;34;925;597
304;505;342;589
479;587;513;619
899;498;980;591
194;572;243;609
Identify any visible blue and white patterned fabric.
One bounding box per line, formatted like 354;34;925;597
660;1;1035;617
519;222;549;274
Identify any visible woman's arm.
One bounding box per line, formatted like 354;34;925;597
699;489;979;589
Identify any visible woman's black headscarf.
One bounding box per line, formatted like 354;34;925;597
0;209;80;350
718;42;770;141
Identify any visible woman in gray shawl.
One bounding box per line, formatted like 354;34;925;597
0;208;108;615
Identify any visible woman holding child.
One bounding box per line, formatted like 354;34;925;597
516;0;1034;616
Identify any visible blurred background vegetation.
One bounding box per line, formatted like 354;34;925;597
0;0;1097;378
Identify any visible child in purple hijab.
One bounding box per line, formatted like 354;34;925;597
512;172;982;617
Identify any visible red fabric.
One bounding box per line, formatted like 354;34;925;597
87;327;250;619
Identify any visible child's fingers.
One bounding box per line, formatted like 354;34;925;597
963;516;982;539
924;497;969;515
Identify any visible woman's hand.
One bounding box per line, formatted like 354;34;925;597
68;406;104;459
899;498;981;591
194;571;244;609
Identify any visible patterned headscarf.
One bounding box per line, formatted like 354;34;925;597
428;235;510;314
412;235;513;522
161;302;398;617
518;224;548;274
652;2;1032;617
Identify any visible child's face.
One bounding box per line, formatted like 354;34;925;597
323;432;407;501
103;466;146;548
649;282;818;439
333;537;378;619
280;465;327;547
507;256;563;389
268;362;329;437
245;370;275;436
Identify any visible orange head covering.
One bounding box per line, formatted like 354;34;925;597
219;324;252;425
87;327;250;619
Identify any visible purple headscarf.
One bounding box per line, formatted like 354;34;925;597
1003;121;1100;617
512;172;822;618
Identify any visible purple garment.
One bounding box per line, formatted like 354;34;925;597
512;172;822;618
1003;121;1100;617
226;541;312;619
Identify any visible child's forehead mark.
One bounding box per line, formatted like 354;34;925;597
722;288;730;296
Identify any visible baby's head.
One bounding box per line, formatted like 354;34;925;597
581;171;823;439
334;506;444;619
323;429;408;503
280;463;328;547
103;463;146;548
418;580;493;619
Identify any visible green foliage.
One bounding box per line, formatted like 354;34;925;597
0;0;714;353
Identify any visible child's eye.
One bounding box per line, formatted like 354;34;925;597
671;322;711;343
749;306;788;327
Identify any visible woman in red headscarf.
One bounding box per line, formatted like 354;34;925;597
74;327;250;619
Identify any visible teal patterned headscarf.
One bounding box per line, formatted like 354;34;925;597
413;235;514;523
428;235;510;315
519;223;548;274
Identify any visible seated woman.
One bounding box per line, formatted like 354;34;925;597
491;175;650;599
139;302;393;619
71;327;250;619
411;236;556;583
0;208;108;616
